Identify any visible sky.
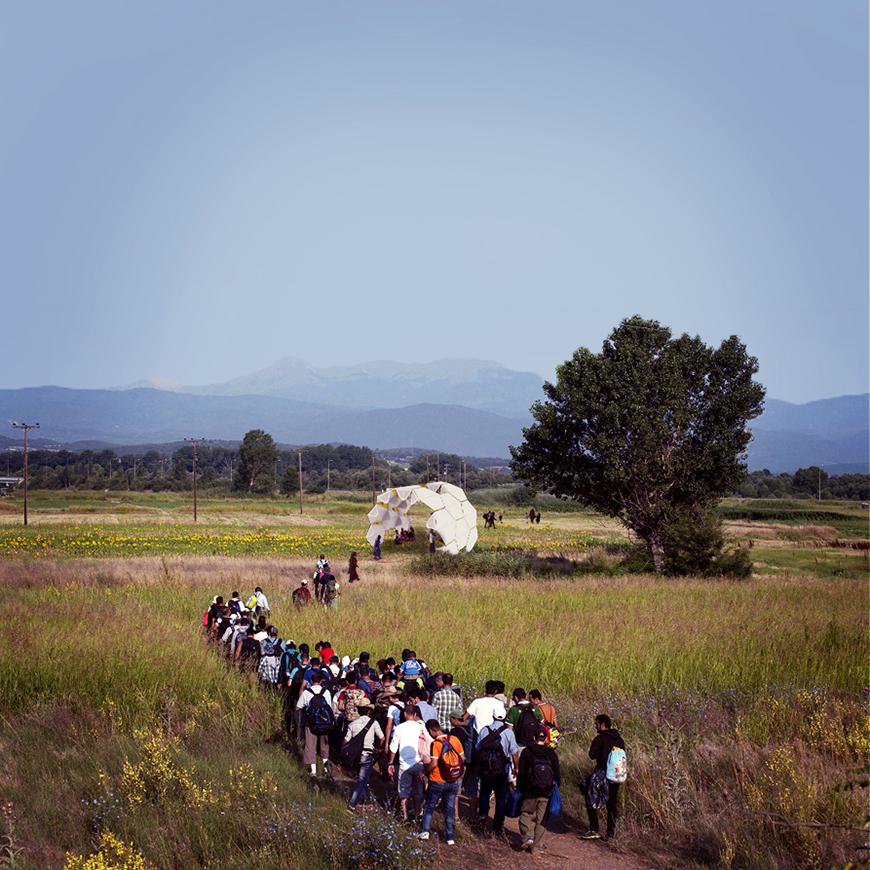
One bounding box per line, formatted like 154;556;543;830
0;1;867;403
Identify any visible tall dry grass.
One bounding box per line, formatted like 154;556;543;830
0;556;866;868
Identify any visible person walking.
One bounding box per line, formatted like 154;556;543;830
467;680;507;733
295;671;334;779
292;579;311;608
433;673;460;730
517;727;560;854
372;535;382;561
419;719;464;845
387;704;428;822
348;551;360;583
345;697;384;810
580;714;626;841
475;714;518;833
505;687;543;750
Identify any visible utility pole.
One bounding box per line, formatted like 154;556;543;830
436;453;440;480
817;467;822;502
387;464;391;488
371;456;376;505
183;438;203;522
10;421;39;526
297;450;303;515
425;454;430;482
327;459;332;493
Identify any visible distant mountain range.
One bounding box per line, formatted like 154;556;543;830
1;357;867;472
119;357;544;420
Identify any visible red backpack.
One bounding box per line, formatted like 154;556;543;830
437;736;464;782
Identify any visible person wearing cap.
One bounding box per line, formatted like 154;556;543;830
345;696;384;810
292;579;312;608
449;707;478;799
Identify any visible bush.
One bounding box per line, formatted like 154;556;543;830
663;510;753;578
409;549;615;578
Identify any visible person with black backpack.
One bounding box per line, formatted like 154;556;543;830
295;670;334;778
475;714;519;833
517;727;560;854
343;696;384;810
505;688;544;751
418;719;465;845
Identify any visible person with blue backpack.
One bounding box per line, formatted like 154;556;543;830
295;670;334;778
579;713;627;841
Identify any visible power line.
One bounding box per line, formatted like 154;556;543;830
10;421;40;526
183;438;205;522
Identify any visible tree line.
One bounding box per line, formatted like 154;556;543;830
0;435;509;495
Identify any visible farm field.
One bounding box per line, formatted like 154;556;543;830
0;491;867;869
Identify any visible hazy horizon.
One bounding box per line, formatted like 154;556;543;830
2;2;867;403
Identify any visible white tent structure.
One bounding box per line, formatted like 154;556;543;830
365;482;479;555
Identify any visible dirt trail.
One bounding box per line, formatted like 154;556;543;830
320;758;648;870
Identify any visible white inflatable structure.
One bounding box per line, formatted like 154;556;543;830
365;482;478;555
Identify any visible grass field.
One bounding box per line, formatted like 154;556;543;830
0;491;867;869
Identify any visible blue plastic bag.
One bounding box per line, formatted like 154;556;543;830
544;782;562;823
506;787;523;818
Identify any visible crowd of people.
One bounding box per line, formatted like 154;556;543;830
202;574;628;852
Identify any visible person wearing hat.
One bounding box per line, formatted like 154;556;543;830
345;695;384;809
292;578;312;608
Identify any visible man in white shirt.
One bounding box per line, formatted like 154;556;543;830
295;671;333;777
467;681;507;732
254;586;270;616
387;704;430;821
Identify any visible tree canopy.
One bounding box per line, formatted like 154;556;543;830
510;316;766;570
234;429;279;494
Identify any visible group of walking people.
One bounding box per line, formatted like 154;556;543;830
201;583;627;852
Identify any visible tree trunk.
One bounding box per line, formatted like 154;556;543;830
646;532;665;573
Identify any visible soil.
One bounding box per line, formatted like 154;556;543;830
303;744;649;870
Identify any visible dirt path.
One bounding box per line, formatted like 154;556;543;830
316;754;648;870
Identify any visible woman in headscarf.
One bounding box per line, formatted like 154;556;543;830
348;551;360;582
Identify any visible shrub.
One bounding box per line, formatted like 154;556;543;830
409;549;614;578
663;510;753;578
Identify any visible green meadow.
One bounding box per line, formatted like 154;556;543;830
0;491;866;868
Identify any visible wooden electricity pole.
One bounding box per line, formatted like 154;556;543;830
183;438;203;522
10;421;39;526
371;456;376;505
297;450;303;515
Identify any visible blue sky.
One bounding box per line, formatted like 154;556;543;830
1;1;866;403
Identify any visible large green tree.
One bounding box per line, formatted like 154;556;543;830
234;429;279;494
510;316;765;571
